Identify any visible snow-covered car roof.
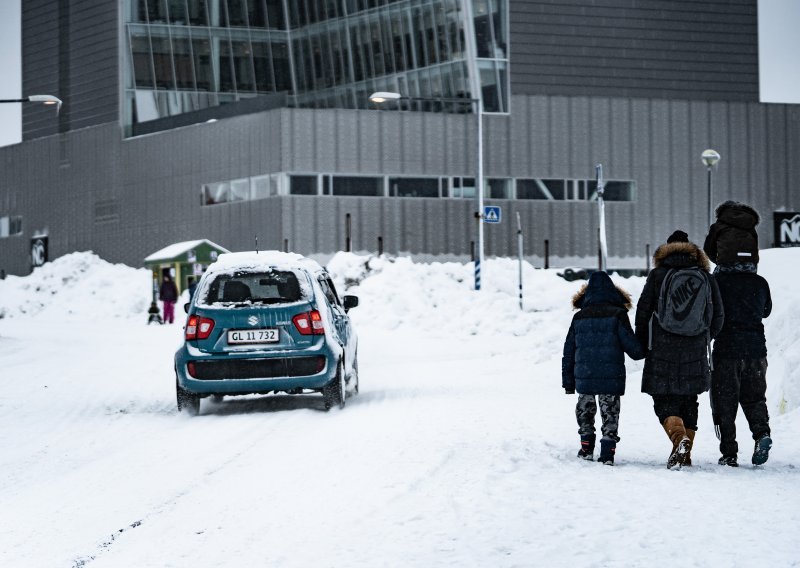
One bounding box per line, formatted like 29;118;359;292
204;251;326;276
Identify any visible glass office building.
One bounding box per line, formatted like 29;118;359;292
124;0;509;133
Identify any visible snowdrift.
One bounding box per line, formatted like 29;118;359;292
0;251;152;320
1;248;798;412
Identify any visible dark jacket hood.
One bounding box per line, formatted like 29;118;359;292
715;200;760;230
653;241;710;271
572;271;632;310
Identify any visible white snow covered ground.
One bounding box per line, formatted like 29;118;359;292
0;249;798;567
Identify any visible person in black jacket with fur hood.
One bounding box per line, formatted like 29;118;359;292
562;271;645;465
634;231;724;468
703;200;760;272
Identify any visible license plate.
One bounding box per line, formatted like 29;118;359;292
227;328;279;344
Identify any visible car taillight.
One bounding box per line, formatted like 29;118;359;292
187;361;197;378
293;310;325;335
186;315;215;340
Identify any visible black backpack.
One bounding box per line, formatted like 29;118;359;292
654;267;713;337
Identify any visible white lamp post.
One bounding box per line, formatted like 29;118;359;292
369;91;485;290
701;149;721;226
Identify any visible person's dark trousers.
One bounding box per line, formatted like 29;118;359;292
711;356;770;457
651;395;699;431
576;394;621;442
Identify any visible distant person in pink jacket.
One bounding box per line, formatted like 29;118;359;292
159;274;179;324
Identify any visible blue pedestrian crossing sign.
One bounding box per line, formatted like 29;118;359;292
483;206;502;223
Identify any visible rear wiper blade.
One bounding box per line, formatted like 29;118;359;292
250;297;295;304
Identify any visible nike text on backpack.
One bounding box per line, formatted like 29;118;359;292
648;267;714;364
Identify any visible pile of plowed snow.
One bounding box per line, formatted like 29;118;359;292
0;251;152;320
2;247;798;413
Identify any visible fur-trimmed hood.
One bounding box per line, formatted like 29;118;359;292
715;200;760;229
572;271;633;310
653;241;710;271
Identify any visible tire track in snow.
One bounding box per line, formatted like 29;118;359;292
68;407;309;566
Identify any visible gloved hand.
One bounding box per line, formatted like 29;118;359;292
565;388;575;394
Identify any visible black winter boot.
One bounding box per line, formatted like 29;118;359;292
718;455;739;467
577;434;595;460
752;434;772;466
598;436;616;465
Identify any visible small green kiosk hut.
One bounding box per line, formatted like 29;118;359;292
144;239;230;298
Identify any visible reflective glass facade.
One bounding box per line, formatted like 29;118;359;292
123;0;508;132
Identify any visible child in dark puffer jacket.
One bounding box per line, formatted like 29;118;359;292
703;200;760;273
562;271;645;465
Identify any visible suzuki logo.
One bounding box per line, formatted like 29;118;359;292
780;214;800;244
247;316;258;326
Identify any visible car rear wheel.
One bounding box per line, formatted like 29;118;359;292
323;363;345;411
176;380;200;416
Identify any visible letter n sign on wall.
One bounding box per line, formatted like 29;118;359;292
774;212;800;247
31;236;48;268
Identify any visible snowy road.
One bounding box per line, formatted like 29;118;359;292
1;253;799;567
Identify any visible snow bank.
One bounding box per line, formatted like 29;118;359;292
328;248;800;413
0;251;152;320
2;247;797;412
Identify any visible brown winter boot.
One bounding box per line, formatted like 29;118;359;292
684;429;696;466
662;416;692;469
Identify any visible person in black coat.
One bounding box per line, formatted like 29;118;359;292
703;200;760;271
711;271;773;467
562;271;645;465
634;230;724;468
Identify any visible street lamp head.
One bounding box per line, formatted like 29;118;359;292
28;94;63;115
701;148;720;168
369;91;402;103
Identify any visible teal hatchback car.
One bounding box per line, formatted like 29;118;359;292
175;251;359;415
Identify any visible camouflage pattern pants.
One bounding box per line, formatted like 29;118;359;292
576;394;621;442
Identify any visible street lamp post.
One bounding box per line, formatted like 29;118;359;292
595;164;608;272
0;94;63;115
701;149;721;226
369;91;484;290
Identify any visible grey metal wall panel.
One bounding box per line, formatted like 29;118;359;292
357;112;380;173
526;96;550;177
609;98;632;174
3;96;800;277
22;0;60;140
549;97;570;174
569;97;591;174
336;112;360;172
22;1;118;140
509;0;759;102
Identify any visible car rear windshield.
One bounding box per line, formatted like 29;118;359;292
202;270;305;305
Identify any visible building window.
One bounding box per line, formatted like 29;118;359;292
331;176;383;197
0;215;22;238
290;175;318;195
516;179;634;201
487;178;511;199
450;176;476;198
389;177;439;198
251;174;280;199
202;181;230;205
597;180;636;202
201;172;633;207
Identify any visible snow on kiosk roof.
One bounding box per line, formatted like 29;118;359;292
144;240;230;264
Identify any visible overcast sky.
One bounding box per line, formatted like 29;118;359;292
1;0;799;147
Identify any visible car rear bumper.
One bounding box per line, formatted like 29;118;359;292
175;344;336;395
